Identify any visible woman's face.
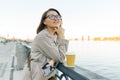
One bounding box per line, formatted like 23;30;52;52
44;11;62;29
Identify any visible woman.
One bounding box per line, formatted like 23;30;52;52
22;8;69;80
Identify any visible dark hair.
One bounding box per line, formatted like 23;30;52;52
36;8;62;34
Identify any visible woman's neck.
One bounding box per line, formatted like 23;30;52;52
47;27;57;36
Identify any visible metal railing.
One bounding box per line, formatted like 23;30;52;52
55;63;89;80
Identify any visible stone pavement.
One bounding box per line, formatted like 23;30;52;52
0;40;31;80
0;56;23;80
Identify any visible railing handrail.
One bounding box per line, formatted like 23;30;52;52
56;63;89;80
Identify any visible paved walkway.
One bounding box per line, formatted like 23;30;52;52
0;42;16;80
0;56;23;80
0;63;7;80
0;62;12;80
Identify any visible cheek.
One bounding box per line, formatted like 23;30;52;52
44;20;51;26
46;21;52;26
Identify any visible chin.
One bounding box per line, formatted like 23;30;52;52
51;26;58;28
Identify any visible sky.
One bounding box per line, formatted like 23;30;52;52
0;0;120;39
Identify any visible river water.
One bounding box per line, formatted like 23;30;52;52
68;40;120;80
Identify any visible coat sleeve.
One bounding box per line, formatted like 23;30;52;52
56;38;69;62
35;35;69;63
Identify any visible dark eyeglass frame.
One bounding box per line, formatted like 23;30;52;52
45;15;62;20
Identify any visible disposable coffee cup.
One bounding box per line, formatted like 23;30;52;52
65;52;76;67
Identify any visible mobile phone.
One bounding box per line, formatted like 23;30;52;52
42;63;54;76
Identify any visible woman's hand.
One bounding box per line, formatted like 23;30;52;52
56;27;65;39
46;60;55;67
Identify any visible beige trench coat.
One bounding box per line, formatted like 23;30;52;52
22;28;69;80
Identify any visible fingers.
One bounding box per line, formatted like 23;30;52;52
47;60;55;67
57;27;65;39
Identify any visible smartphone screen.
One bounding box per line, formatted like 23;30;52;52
43;66;52;76
42;63;54;76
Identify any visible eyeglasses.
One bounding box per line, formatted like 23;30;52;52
46;15;62;20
